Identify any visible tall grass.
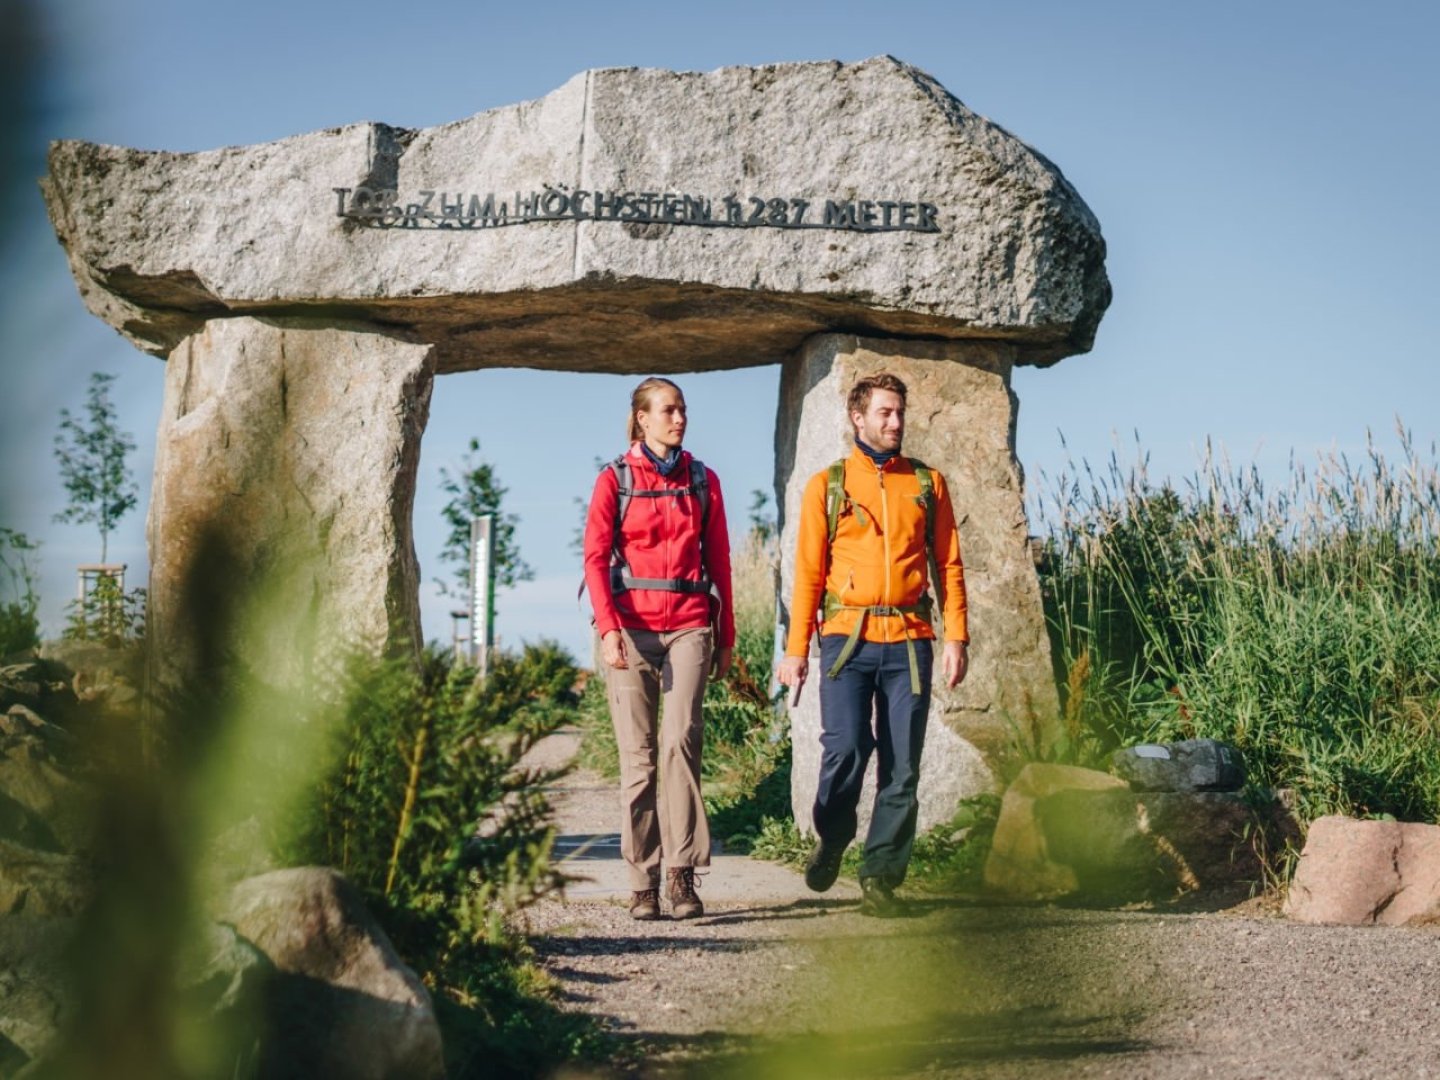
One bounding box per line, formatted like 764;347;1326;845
1035;425;1440;822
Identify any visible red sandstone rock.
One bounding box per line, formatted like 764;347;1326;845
1285;815;1440;926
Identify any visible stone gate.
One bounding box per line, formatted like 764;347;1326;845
42;56;1109;827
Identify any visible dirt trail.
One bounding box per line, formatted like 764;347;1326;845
521;729;1440;1078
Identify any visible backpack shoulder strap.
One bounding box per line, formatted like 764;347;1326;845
909;458;935;539
607;456;631;561
907;457;944;626
688;458;711;533
825;459;847;545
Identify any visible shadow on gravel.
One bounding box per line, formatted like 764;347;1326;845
534;935;761;957
696;899;857;925
622;1011;1155;1078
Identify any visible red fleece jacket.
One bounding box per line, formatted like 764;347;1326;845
582;444;735;648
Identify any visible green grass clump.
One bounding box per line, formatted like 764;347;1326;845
1035;426;1440;822
748;794;1001;890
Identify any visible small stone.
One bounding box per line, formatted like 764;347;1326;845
5;705;44;730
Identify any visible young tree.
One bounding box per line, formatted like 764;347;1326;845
436;438;534;599
53;372;137;563
0;527;40;654
748;488;777;543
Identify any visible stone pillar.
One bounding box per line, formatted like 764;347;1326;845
147;317;435;689
776;333;1060;834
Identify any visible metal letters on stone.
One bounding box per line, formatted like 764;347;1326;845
332;185;943;234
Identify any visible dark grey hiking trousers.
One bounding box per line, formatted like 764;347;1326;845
813;633;932;886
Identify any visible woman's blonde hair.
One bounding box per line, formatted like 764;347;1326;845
627;377;684;444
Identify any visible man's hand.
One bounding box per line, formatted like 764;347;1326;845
777;655;809;704
600;629;628;670
943;641;969;689
713;646;734;679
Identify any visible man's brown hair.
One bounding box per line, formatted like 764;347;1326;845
847;372;908;425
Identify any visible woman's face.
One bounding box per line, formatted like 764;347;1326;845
637;386;687;451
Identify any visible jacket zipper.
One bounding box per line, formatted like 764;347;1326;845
877;460;892;608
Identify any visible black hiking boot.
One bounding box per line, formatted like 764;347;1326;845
804;839;846;893
859;876;903;918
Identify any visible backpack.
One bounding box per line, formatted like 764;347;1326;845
600;455;712;595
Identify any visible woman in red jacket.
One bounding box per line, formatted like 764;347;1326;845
583;377;734;921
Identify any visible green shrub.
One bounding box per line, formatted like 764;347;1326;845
284;638;609;1076
63;573;146;648
289;642;572;960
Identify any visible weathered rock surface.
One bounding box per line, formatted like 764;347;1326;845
984;765;1130;899
780;334;1057;833
0;840;92;917
1285;815;1440;926
983;763;1292;901
35;640;139;710
147;317;434;681
0;732;89;855
0;656;83;728
1111;738;1247;792
219;867;445;1080
0;915;75;1075
43;57;1108;372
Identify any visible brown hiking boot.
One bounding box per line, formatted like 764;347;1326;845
629;886;661;921
666;867;704;919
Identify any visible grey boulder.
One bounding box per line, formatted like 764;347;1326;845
218;867;445;1080
1111;738;1247;793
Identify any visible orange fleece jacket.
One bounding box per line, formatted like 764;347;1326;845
785;445;968;657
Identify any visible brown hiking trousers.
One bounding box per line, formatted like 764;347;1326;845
600;626;713;890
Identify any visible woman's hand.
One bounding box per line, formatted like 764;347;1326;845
601;629;628;670
712;646;734;679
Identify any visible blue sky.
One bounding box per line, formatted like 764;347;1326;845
4;0;1437;663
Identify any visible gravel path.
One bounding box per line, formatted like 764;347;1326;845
519;730;1440;1078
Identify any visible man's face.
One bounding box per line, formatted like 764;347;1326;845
853;388;905;452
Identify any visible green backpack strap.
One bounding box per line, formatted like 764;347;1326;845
825;459;847;544
909;458;944;629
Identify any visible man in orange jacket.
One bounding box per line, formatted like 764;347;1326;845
777;372;969;916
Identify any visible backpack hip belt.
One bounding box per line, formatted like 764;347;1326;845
822;592;932;696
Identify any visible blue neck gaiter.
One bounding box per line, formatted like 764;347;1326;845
856;437;900;468
641;443;683;476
